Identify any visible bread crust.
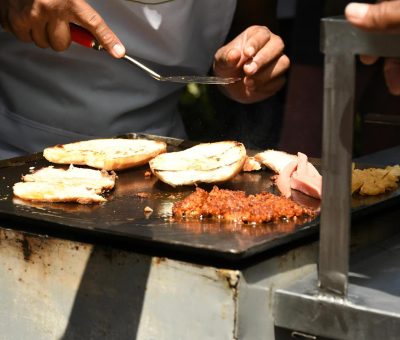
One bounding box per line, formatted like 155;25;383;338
43;139;167;170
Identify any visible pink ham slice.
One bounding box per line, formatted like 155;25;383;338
290;152;322;199
255;150;297;174
276;160;298;198
275;152;322;199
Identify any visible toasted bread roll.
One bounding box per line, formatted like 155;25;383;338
13;182;106;204
13;165;116;204
149;141;246;186
23;165;116;193
43;138;167;170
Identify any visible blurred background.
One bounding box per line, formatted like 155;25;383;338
179;0;400;158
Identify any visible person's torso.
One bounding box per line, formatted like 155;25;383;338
0;0;236;155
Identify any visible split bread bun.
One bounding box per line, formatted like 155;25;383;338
43;138;167;171
13;165;116;204
22;165;116;192
149;141;246;186
13;182;107;204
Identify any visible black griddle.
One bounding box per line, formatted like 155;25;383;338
0;134;398;261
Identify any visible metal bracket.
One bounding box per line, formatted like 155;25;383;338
273;17;400;340
319;16;400;297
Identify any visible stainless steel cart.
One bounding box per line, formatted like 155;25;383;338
0;17;399;340
274;17;400;340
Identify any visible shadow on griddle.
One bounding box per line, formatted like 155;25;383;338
152;170;272;195
291;190;321;211
351;190;398;209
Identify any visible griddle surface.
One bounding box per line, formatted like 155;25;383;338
0;138;398;261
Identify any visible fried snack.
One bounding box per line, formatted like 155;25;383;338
173;186;316;224
352;164;400;196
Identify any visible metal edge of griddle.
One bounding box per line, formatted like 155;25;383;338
0;208;321;268
0;134;398;266
1;198;398;270
1;198;396;269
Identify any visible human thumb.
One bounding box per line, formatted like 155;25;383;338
345;1;400;32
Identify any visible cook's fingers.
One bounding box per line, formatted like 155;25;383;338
243;33;285;76
244;76;286;102
31;22;50;48
241;25;272;58
214;47;242;71
214;26;272;68
345;2;400;31
73;1;125;57
7;10;32;42
244;54;290;87
47;19;70;51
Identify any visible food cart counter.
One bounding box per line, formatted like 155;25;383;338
0;16;399;340
0;140;398;340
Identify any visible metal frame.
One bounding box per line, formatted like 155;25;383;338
274;16;400;339
319;16;400;298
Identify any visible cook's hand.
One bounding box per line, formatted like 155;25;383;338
213;25;290;104
0;0;125;58
345;1;400;95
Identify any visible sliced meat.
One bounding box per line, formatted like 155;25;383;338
255;150;297;174
254;149;322;200
276;160;298;198
290;152;322;199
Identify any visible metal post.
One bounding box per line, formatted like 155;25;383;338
319;51;355;296
273;17;400;339
319;17;400;297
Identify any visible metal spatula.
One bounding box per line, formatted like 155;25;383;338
70;24;240;85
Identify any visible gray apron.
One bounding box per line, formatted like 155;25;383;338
0;0;236;158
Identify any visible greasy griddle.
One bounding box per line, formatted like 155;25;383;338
0;134;398;261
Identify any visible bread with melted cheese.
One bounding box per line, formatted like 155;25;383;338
43;138;167;170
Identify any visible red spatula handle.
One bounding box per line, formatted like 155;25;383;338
70;23;101;50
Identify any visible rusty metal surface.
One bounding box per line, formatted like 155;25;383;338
274;232;400;340
0;228;240;339
0;134;398;261
0;221;318;340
